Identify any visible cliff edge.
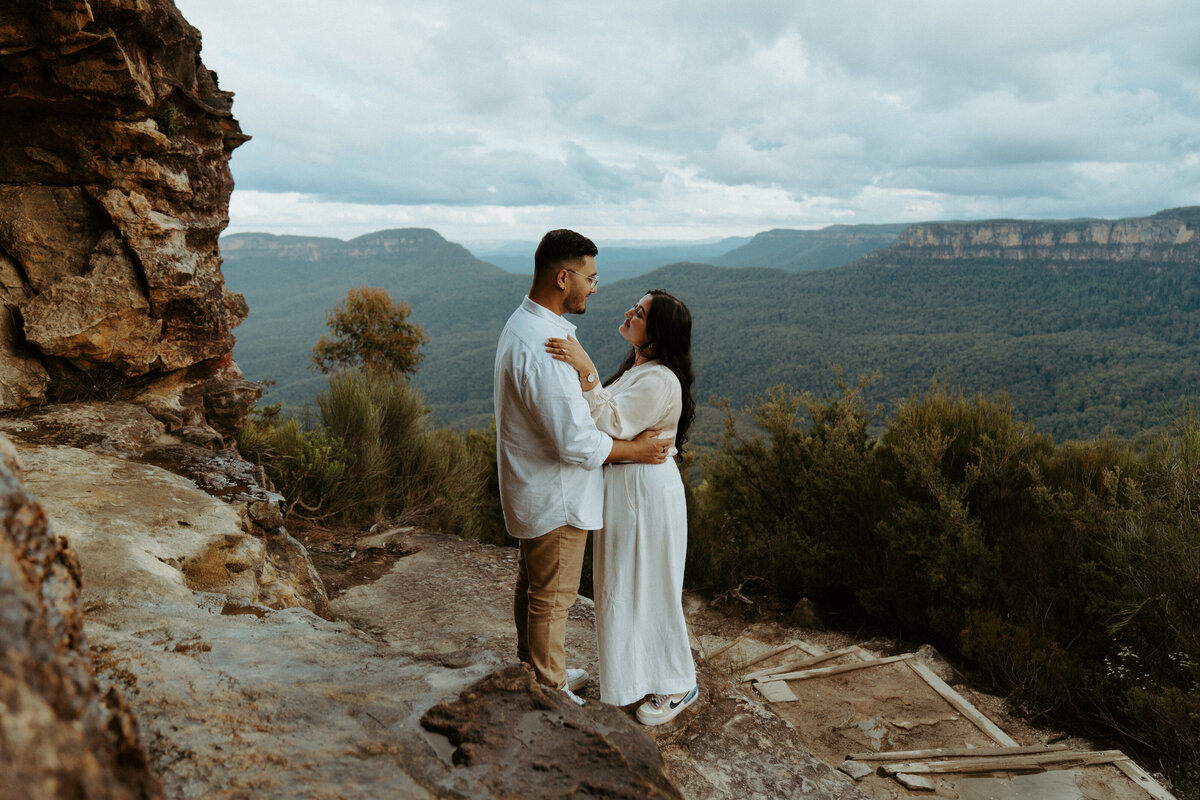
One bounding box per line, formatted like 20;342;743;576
873;207;1200;264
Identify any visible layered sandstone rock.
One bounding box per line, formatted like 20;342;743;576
0;0;258;443
0;435;162;800
878;207;1200;264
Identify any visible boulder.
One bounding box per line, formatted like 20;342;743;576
135;353;261;442
20;232;163;374
0;185;98;293
422;664;683;799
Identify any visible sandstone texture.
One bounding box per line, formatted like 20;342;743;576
0;404;327;619
0;0;258;443
0;435;161;800
879;206;1200;264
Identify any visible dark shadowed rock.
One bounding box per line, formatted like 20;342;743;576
0;435;161;800
422;664;683;800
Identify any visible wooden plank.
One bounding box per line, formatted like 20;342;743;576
847;743;1069;762
895;774;936;791
755;680;799;703
754;652;913;683
742;645;863;682
704;635;745;661
1113;758;1179;800
795;640;825;657
907;660;1019;747
740;641;799;670
877;749;1127;776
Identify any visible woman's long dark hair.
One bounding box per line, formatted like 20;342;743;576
604;289;696;455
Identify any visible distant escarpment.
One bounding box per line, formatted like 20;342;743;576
0;0;258;445
873;207;1200;265
712;223;908;271
220;227;478;263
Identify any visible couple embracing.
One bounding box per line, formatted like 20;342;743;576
493;229;699;725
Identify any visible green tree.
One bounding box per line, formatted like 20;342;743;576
312;286;430;375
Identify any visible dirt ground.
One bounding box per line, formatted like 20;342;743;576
288;517;419;599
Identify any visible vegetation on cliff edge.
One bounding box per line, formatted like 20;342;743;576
688;378;1198;793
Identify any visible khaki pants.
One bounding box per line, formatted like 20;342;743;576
514;525;587;689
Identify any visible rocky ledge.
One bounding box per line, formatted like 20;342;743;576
0;400;865;800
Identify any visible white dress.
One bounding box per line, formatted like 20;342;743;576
585;362;697;706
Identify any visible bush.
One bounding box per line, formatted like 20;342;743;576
317;369;490;532
236;403;353;512
459;420;509;546
237;372;494;536
688;376;877;606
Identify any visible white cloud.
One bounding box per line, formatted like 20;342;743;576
177;0;1200;240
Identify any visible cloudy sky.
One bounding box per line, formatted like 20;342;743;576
175;0;1200;243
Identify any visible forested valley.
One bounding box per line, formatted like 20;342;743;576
225;212;1200;445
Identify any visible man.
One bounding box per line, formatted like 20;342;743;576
493;228;669;704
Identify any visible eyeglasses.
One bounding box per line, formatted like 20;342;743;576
564;268;599;289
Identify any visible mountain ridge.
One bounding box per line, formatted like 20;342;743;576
222;208;1200;442
872;206;1200;264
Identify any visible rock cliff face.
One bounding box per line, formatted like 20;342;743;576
876;207;1200;264
0;0;258;444
0;435;161;800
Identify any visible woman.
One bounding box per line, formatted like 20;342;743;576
546;289;699;725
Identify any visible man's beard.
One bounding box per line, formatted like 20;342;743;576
564;288;589;314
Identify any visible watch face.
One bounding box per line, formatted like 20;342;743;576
587;373;596;382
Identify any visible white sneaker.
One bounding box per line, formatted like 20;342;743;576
561;685;585;706
566;668;589;692
636;686;699;726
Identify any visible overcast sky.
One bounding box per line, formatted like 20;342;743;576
175;0;1200;243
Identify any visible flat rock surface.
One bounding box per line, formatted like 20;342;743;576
335;532;867;800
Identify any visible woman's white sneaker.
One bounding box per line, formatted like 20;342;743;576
636;685;699;726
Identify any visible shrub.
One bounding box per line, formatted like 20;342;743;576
688;376;877;605
237;372;493;536
689;380;1200;790
870;386;1056;641
236;403;353;513
317;369;490;531
459;420;509;546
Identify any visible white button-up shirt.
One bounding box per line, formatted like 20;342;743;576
494;297;613;539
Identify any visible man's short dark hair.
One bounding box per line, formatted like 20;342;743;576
534;229;597;278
